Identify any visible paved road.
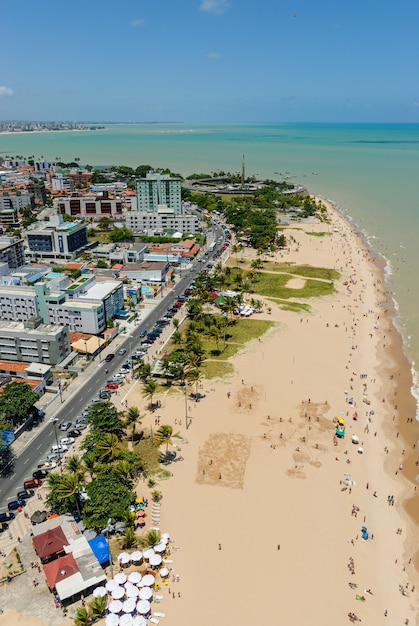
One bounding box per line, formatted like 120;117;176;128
0;219;227;513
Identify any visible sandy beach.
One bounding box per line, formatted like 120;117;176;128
1;200;418;626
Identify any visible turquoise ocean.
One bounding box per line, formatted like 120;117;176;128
1;122;419;409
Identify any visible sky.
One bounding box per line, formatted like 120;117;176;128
1;0;419;123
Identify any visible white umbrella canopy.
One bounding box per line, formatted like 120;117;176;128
119;614;134;626
128;571;142;584
122;598;137;614
142;548;155;560
132;617;147;626
130;550;143;562
153;542;166;553
109;599;123;613
118;552;131;564
161;532;170;541
136;600;151;614
141;574;155;587
139;586;153;600
125;584;139;598
93;585;107;598
114;573;127;585
159;567;169;578
111;586;125;600
106;579;119;592
106;613;120;626
149;554;162;567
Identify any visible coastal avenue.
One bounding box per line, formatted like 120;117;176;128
0;218;226;511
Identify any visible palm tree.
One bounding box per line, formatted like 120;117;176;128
251;258;263;271
88;596;107;620
186;368;203;396
171;330;183;347
140;529;161;548
55;473;82;517
119;527;138;549
154;424;180;454
64;454;83;477
142;379;158;408
95;433;121;463
74;606;91;626
125;406;143;442
231;243;242;266
135;362;151;380
82;450;97;479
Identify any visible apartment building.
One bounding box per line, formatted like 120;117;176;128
57;191;123;221
135;173;182;214
0;318;70;366
0;190;33;210
125;208;199;235
0;237;25;269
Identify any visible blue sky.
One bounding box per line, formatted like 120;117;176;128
1;0;418;122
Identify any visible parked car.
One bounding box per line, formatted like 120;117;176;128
59;437;75;446
112;374;125;383
106;382;119;389
0;522;9;533
119;368;131;375
23;479;42;490
89;397;102;405
32;469;48;480
74;423;87;431
139;329;147;337
118;348;127;356
76;416;87;424
60;421;72;431
105;353;115;362
37;461;56;472
8;499;26;511
68;430;81;439
99;390;111;399
0;511;15;522
16;489;35;500
51;444;68;454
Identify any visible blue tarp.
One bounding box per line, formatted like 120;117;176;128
88;534;110;565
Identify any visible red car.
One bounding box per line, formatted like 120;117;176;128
106;382;119;389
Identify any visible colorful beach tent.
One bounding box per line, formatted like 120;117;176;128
335;428;345;438
88;534;109;565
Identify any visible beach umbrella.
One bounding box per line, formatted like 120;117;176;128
128;571;142;584
159;567;169;578
154;542;166;553
149;554;162;567
109;599;123;613
118;552;131;565
141;574;155;587
111;586;125;600
351;435;359;444
358;447;364;454
114;573;127;585
105;613;120;626
139;586;153;600
130;551;143;563
132;617;147;626
142;548;155;560
125;584;139;598
119;614;134;626
93;585;107;598
337;417;345;425
136;600;151;614
30;510;47;525
122;598;137;614
161;533;170;541
335;428;345;438
106;579;119;592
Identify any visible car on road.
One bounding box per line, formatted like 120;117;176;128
119;368;131;375
74;423;87;431
8;499;26;511
51;444;68;454
37;461;57;472
17;489;35;500
105;353;115;362
60;421;72;431
99;390;112;399
68;430;81;439
106;382;119;389
89;397;102;405
118;348;127;356
0;511;15;522
139;329;147;337
46;452;63;462
112;374;125;382
23;479;42;489
60;437;75;446
0;522;9;533
33;469;48;480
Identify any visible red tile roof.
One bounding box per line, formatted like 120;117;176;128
33;527;69;560
43;553;79;590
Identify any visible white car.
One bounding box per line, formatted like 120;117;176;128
119;368;130;375
112;374;125;383
51;444;68;454
60;437;75;446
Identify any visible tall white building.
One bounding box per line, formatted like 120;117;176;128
135;173;182;214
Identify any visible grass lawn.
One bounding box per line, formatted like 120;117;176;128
305;231;330;237
202;360;235;379
260;263;340;281
269;300;311;313
249;271;336;299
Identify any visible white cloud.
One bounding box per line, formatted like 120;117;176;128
0;86;13;98
200;0;231;15
131;18;145;27
207;52;221;59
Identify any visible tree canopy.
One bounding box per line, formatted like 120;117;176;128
0;382;38;427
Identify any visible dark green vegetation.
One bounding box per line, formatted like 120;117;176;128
0;382;38;429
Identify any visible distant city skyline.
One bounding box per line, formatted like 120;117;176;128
1;0;418;123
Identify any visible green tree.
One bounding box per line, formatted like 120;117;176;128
95;433;121;463
139;529;161;549
88;596;107;620
0;382;38;427
142;379;158;408
73;606;91;626
125;406;143;442
83;466;135;529
119;527;138;549
154;424;180;454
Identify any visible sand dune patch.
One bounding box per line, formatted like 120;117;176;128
197;432;251;489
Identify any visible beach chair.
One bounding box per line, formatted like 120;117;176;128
154;612;166;618
149;618;159;624
154;595;163;601
163;559;173;564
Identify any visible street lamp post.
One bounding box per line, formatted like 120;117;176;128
49;418;61;465
184;382;189;429
98;336;102;362
58;380;63;403
106;519;114;578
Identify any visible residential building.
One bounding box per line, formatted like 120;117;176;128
78;280;125;320
27;182;47;204
125;208;199;234
25;215;88;261
124;243;148;264
0;190;33;210
56;191;123;221
0;208;20;228
0;318;70;365
0;237;25;269
122;260;169;284
135;173;182;214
